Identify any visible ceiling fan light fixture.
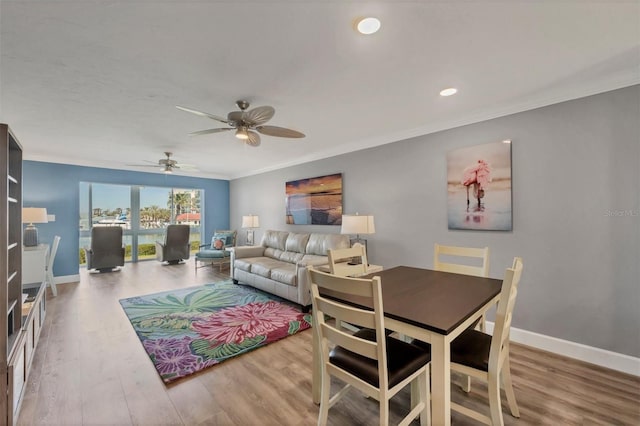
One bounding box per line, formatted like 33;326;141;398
355;17;381;35
163;165;172;174
235;128;249;140
440;87;458;97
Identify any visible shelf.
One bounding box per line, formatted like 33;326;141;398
3;123;25;425
7;299;17;317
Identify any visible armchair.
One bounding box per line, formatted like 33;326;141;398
84;226;125;272
156;224;191;264
195;230;237;272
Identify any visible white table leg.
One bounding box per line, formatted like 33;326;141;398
430;335;451;426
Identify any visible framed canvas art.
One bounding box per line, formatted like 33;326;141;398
447;141;512;231
285;173;343;225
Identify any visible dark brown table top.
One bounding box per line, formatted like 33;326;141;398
324;265;502;335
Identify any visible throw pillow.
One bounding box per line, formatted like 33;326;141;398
213;238;225;250
213;232;235;247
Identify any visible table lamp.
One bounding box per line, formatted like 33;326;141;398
242;214;260;245
340;213;375;261
23;207;48;247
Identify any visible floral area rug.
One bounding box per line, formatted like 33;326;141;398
119;280;312;383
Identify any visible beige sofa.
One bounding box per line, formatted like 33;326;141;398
231;230;350;309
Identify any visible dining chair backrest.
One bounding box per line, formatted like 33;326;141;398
309;268;386;380
327;243;368;277
447;256;524;425
489;257;523;371
308;267;431;425
433;243;490;278
48;235;61;273
47;235;61;296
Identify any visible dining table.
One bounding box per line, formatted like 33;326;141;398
311;265;503;426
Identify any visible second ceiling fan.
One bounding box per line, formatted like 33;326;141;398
176;100;305;147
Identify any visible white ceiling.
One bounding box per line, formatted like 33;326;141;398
1;1;638;180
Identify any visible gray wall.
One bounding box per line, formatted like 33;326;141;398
230;86;640;357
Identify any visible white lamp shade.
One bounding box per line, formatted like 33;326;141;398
341;214;375;235
242;215;260;228
23;207;49;224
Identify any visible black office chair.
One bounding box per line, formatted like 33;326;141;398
156;224;191;264
84;226;125;272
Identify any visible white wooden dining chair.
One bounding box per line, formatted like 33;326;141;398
433;243;490;330
46;235;61;296
328;243;368;277
448;257;523;426
308;267;431;426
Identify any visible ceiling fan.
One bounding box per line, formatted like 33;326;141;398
127;152;197;174
176;100;305;147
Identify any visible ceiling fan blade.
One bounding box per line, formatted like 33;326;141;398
189;128;232;136
176;106;228;123
244;106;275;125
177;165;199;171
246;131;261;147
256;125;305;138
126;164;162;168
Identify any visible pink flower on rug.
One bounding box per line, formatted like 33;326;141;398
192;301;303;344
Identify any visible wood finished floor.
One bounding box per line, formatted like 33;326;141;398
17;260;640;425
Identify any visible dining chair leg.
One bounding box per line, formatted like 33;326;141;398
47;270;57;296
379;399;389;426
488;371;504;426
419;368;431;426
318;370;331;426
461;375;471;393
502;356;520;418
478;316;486;332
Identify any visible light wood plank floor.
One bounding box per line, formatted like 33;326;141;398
17;260;640;425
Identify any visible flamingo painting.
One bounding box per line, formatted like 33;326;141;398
462;159;491;208
447;141;512;231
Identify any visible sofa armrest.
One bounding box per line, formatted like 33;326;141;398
294;262;319;307
232;246;265;259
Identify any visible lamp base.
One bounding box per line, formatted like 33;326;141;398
24;226;38;247
349;237;367;264
246;229;255;246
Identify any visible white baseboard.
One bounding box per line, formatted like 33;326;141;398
486;322;640;377
52;274;80;285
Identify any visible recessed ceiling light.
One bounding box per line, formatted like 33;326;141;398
356;17;381;35
440;88;458;97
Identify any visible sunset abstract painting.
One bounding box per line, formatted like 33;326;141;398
285;173;343;225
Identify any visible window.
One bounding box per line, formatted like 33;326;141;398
79;183;203;265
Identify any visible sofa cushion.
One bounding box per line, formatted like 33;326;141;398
285;233;310;253
196;249;229;259
264;247;285;260
270;264;297;286
279;251;305;264
306;233;350;256
234;258;259;272
250;258;284;278
261;230;289;250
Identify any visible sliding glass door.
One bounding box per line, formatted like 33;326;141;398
79;183;203;265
